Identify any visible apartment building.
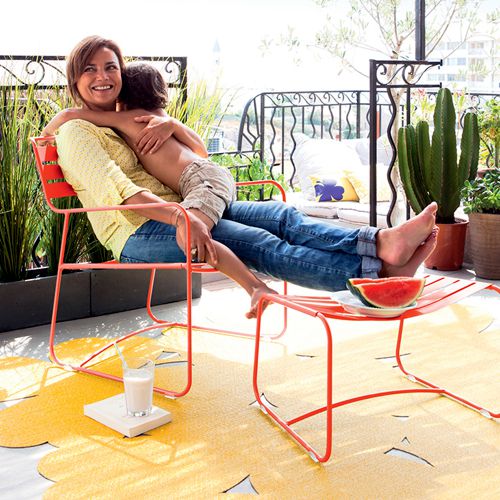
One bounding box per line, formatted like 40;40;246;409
426;35;499;92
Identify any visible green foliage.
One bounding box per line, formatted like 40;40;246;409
165;79;232;143
477;98;499;169
210;154;288;201
462;169;500;214
85;232;113;264
398;87;479;224
0;69;230;281
264;0;481;76
0;84;43;281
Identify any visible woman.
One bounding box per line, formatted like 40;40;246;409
42;61;279;319
55;35;438;296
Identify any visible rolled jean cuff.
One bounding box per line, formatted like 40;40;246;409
357;226;382;278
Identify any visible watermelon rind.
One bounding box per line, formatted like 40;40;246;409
347;277;425;308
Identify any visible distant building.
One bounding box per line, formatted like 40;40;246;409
425;34;499;92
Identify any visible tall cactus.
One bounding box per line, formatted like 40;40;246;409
398;88;479;224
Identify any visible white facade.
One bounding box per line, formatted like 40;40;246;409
426;35;499;92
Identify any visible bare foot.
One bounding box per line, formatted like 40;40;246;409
380;227;438;278
377;202;437;267
246;284;279;319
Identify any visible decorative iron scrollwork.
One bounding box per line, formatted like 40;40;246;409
0;55;188;98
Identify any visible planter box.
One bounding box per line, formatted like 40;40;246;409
0;271;91;333
0;269;201;333
90;269;201;316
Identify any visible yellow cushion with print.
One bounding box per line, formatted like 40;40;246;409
342;165;392;204
308;175;359;202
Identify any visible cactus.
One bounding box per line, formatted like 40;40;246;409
398;88;479;224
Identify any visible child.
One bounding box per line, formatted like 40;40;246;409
42;62;277;318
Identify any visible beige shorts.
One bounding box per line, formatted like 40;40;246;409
178;160;236;225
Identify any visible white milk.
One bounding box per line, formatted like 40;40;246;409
123;368;154;416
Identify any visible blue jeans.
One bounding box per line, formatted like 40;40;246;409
120;201;381;292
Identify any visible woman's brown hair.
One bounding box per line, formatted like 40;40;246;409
66;35;126;105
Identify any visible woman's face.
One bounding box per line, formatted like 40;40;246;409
76;47;122;111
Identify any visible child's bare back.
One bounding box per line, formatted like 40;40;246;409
44;107;200;193
110;109;202;192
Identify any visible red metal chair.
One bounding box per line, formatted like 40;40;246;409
252;275;500;462
31;136;288;399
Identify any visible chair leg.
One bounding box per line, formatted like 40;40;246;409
252;294;334;463
48;267;194;399
49;268;290;399
394;313;499;419
251;295;459;463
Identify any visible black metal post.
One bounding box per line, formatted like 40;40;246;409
369;59;378;227
415;0;426;60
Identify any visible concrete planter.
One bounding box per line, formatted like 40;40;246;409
90;269;201;316
0;269;201;333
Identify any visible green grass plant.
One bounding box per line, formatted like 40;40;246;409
0;84;42;281
166;78;231;142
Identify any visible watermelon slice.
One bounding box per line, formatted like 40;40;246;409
346;277;425;308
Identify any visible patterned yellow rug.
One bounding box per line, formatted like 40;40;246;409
0;304;499;499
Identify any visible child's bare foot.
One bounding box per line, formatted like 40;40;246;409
377;202;437;267
380;227;438;278
246;284;279;319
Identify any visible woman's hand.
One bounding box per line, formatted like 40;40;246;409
134;115;175;154
175;211;218;265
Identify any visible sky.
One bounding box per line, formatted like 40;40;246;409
1;0;498;103
0;0;351;98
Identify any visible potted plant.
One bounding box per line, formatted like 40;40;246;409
398;87;479;270
461;169;500;279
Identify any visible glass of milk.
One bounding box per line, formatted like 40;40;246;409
123;358;155;417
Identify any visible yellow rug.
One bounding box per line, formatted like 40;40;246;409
0;304;499;499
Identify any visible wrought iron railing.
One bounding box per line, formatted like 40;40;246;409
0;55;188;104
236;85;498;226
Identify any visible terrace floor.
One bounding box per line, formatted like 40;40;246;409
0;265;499;498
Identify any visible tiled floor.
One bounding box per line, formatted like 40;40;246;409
0;266;498;499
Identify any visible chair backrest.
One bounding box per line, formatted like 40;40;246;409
31;136;77;211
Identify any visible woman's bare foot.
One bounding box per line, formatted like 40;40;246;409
380;227;438;278
246;284;279;319
376;202;438;267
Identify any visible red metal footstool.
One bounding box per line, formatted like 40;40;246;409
252;275;499;462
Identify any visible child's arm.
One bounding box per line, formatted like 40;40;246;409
134;114;209;157
41;108;126;136
169;118;209;158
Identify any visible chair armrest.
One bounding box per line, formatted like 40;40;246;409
61;200;183;215
62;201;198;264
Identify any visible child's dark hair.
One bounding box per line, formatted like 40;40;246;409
120;62;168;110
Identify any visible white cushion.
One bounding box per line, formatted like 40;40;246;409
291;134;392;204
292;134;362;200
283;191;340;218
336;202;392;228
341;135;393;166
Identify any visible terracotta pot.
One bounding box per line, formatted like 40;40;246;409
468;212;500;279
424;219;468;271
